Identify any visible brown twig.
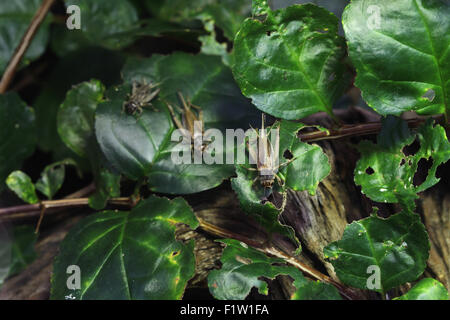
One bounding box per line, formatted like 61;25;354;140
298;116;445;142
0;0;55;93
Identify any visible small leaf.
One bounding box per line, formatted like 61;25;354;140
0;93;36;191
394;278;449;300
6;171;39;204
0;0;51;73
57;80;105;158
51;196;198;300
324;210;430;294
355;119;450;210
88;164;121;210
35;160;76;200
232;3;350;120
208;239;341;300
343;0;450;116
0;225;37;286
199;20;230;66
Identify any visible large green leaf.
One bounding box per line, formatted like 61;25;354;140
208;239;341;300
354;119;450;210
6;171;39;204
96;53;259;194
0;93;36;191
343;0;450;116
64;0;138;50
324;210;430;294
0;0;51;73
232;2;350;120
395;278;449;300
121;53;260;131
0;225;37;287
51;196;198;300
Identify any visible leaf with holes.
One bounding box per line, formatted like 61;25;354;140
354;119;450;210
50;196;198;300
343;0;450;116
394;278;449;300
232;2;350;120
208;239;341;300
35;159;76;200
324;209;430;294
0;93;36;191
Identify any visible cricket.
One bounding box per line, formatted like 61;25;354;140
165;92;208;153
246;114;297;204
123;80;160;116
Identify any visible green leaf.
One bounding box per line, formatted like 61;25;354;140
343;0;450;116
145;0;251;39
0;225;38;287
64;0;139;50
122;53;260;131
57;80;105;158
50;196;198;300
279;121;331;194
96;53;259;194
0;93;36;191
88;161;121;210
0;0;51;73
231;164;297;243
208;239;341;300
35;159;77;200
34;47;124;154
354;119;450;210
199;20;230;66
6;171;39;204
394;278;449;300
232;3;350;120
324;210;430;294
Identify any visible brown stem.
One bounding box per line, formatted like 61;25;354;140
0;197;133;219
298;116;445;142
0;0;55;93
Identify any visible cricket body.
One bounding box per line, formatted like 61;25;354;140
123;80;160;115
166;92;206;152
248;114;282;190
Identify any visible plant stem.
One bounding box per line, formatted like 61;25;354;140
0;0;55;93
298;116;445;142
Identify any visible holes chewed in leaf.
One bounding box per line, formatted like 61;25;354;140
366;167;375;175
